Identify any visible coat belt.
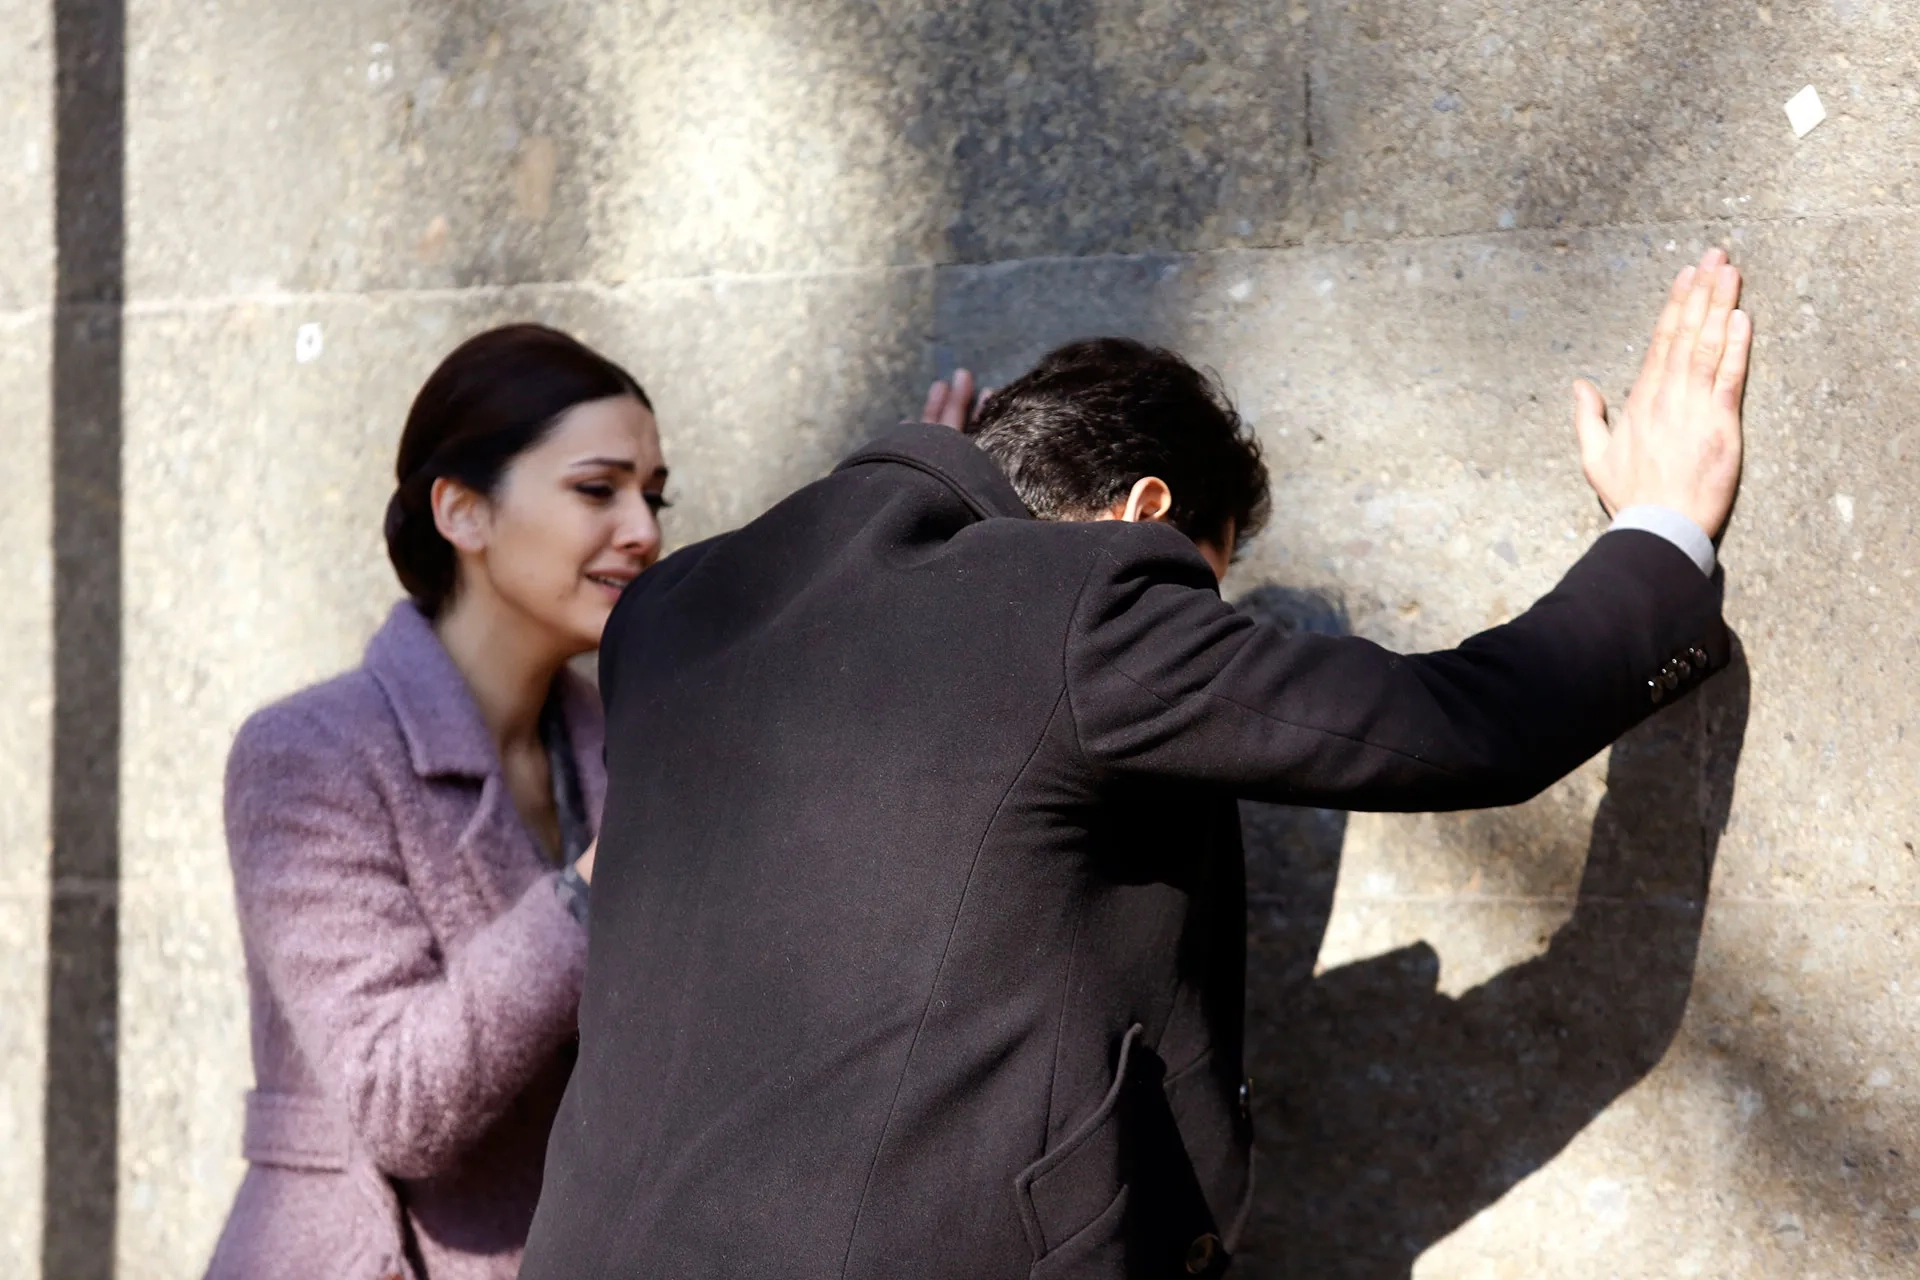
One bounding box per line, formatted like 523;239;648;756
242;1089;353;1171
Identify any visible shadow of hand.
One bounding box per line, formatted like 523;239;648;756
1238;638;1750;1278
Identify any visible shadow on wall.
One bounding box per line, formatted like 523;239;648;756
911;0;1307;263
46;0;125;1275
1231;599;1750;1279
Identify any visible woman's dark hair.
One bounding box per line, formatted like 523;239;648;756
964;337;1269;549
385;323;650;615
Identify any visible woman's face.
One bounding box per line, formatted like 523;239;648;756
456;394;668;654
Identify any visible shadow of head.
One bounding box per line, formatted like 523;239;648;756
1237;636;1750;1279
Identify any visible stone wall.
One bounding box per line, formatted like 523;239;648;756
5;1;1917;1276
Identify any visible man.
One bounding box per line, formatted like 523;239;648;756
522;249;1749;1278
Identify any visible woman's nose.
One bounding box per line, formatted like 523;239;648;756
616;496;663;567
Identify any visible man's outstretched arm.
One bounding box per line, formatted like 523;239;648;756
1063;249;1749;811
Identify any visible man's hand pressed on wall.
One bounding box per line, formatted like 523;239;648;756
922;369;991;430
1574;247;1750;541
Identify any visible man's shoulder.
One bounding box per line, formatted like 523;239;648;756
952;514;1195;563
1036;519;1221;597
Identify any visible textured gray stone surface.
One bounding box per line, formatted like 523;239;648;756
0;318;51;1276
0;0;49;312
128;0;629;296
1;16;54;1280
131;0;1313;291
1304;0;1919;243
585;0;1310;276
12;0;1920;1275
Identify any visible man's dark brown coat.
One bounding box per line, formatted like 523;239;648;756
520;424;1725;1279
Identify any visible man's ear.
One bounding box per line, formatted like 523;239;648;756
1107;476;1174;523
431;475;490;554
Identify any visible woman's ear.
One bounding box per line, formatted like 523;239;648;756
431;476;490;554
1117;476;1174;524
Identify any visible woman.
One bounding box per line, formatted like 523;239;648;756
205;324;665;1279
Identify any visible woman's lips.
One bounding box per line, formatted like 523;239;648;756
585;572;633;597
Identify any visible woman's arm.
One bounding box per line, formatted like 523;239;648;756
225;703;587;1180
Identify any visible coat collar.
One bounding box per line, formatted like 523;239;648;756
834;423;1032;522
363;601;605;803
365;603;495;779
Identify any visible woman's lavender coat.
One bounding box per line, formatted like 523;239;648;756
204;603;604;1280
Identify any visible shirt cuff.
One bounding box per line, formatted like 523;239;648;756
1608;505;1716;577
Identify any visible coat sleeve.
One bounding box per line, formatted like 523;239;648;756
1063;524;1728;811
224;705;587;1179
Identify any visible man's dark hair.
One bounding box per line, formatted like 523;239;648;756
964;338;1270;549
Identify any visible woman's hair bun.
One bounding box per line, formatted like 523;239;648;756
383;473;451;610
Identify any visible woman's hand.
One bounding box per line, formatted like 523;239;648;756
574;838;597;885
921;369;991;430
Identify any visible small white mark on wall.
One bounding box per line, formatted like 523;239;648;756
295;323;325;364
1583;1177;1630;1228
1227;279;1253;302
1786;85;1827;138
368;41;395;86
1834;493;1855;525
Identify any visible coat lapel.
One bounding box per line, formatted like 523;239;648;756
364;602;496;780
363;603;542;916
449;774;536;916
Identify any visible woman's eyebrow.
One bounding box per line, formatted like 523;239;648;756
570;457;670;487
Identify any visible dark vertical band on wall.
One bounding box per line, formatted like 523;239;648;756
45;0;126;1276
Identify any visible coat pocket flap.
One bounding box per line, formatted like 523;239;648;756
1015;1023;1144;1257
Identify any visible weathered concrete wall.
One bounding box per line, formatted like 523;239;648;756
2;0;52;1268
9;0;1919;1276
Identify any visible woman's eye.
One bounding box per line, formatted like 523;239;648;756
575;483;615;501
644;492;673;513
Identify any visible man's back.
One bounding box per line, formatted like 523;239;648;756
523;423;1725;1279
524;425;1257;1277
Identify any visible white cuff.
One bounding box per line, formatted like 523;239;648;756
1608;505;1715;577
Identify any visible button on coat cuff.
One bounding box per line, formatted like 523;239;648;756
1608;505;1716;577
